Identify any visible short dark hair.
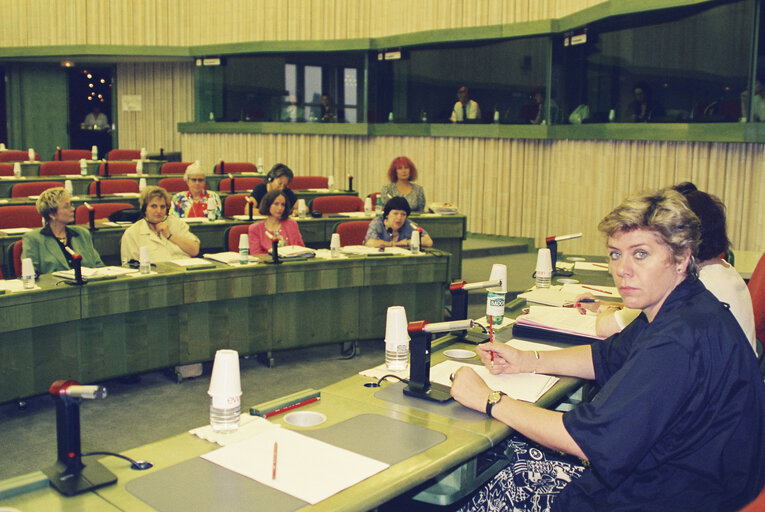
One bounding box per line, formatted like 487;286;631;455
681;190;730;261
266;163;294;184
259;189;292;219
383;196;411;219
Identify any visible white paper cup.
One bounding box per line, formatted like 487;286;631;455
139;246;150;265
239;233;249;250
208;349;242;398
21;258;34;277
330;233;340;250
535;248;553;276
27;148;35;161
139;177;147;191
12;162;21;176
64;180;73;194
384;306;410;345
489;263;507;293
297;198;307;215
364;197;372;213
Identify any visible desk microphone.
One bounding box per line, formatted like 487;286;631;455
84;202;96;231
219;160;225;174
228;173;235;194
246;196;255;220
92;176;101;197
64;246;86;285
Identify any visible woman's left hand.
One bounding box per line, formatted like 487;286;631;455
450;366;493;413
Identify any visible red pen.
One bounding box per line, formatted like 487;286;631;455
264;396;320;418
592;263;609;269
489;315;494;363
582;285;612;295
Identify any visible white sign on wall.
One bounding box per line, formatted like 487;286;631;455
122;95;142;112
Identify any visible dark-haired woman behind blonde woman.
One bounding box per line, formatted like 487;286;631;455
380;156;426;212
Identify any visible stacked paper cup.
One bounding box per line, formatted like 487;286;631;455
384;306;410;371
535;248;553;288
208;349;242;433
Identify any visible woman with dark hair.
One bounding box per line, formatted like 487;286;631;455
581;182;756;350
250;163;297;209
247;189;304;254
363;196;433;249
451;188;765;511
380;156;427;212
629;81;665;122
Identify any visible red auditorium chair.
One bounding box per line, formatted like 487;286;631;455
335;220;371;246
39;161;81;176
218;177;263;193
75;203;134;225
160;162;191;174
10;181;64;198
369;192;381;208
88;179;139;195
11;240;23;277
290;176;329;190
107;149;141;160
52;149;91;161
226;225;250;252
99;162;137;176
223;194;252;217
311;195;364;215
0;206;42;229
0;150;39;162
0;164;13;176
158;177;188;193
214;162;258;174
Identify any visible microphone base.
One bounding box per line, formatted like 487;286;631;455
403;382;452;403
64;279;88;286
460;331;490;345
44;459;117;496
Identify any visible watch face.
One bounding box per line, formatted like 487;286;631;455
488;391;502;404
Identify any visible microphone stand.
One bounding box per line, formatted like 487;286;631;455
448;279;502;343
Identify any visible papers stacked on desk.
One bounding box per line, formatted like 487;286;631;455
170;257;217;269
201;424;389;505
269;245;316;259
515;305;605;341
518;286;580;307
339;245;418;256
334;211;373;218
430;360;558;403
427;202;458;215
203;252;260;265
0;279;41;292
0;227;33;236
52;266;139;280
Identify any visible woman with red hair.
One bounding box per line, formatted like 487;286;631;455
380;156;427;212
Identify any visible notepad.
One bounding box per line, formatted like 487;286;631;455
515;305;604;340
171;257;216;269
518;286;580;307
203;252;260;265
269;245;317;259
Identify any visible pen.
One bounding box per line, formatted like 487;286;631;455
581;285;612;295
545;233;582;243
272;442;278;480
592;263;609;269
489;315;494;363
562;298;597;308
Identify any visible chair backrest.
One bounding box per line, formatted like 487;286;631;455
75;202;134;225
99;162;137;176
214;162;257;174
311;195;365;214
226;224;251;252
160;162;191;174
335;220;371;246
369;192;381;208
739;483;765;512
11;240;23;278
107;149;141;160
0;164;13;176
747;252;765;346
53;149;91;161
223;194;252;217
158;177;188;193
290;176;329;190
0;206;42;229
10;181;64;198
39;161;81;176
218;177;263;193
0;150;39;162
88;179;140;195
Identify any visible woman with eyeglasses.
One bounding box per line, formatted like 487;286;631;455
170;161;222;219
22;187;104;274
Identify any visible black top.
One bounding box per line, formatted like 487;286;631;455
250;183;297;209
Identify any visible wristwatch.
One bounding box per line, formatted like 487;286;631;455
485;390;507;417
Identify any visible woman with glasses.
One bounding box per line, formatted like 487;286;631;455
170;161;222;219
22;187;104;274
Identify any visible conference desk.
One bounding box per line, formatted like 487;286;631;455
0;213;466;280
0;251;450;404
11;160;164;178
0;323;581;512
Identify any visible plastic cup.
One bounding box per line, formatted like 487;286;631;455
239;233;249;250
330;233;340;250
364;197;372;213
297;199;307;217
139;177;147;191
489;263;507;293
535;248;553;288
64;180;73;194
384;306;409;371
208;349;242;398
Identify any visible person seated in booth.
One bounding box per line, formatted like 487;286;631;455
450;86;481;123
740;77;765;121
248;189;304;255
380;156;427;213
22;187;104;274
250;163;297;210
319;94;337;122
83;105;110;131
170;161;222;219
450;188;765;511
578;182;757;351
120;186;200;264
363;196;433;249
529;84;561;125
627;81;665;122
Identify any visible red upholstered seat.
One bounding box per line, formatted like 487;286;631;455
214;162;258;174
0;206;42;229
218;177;263;193
11;240;23;277
11;181;64;198
158;177;188;193
75;203;134;225
52;149;91;161
160;162;192;174
0;150;39;162
369;192;381;208
290;176;329;190
107;149;141;160
224;194;256;217
88;179;139;195
311;195;364;214
0;164;13;176
226;224;250;252
39;161;81;176
335;220;371;246
99;162;137;176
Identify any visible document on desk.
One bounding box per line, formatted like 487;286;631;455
52;266;139;280
201;427;389;505
515;305;604;340
518;286;580;307
430;360;558;403
574;261;610;272
559;282;620;298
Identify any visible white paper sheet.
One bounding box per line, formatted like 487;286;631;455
0;227;32;235
203;252;260;265
201;427;389;505
52;266;139;279
171;257;215;267
0;280;41;292
429;360;558;403
560;282;620;299
515;305;604;340
573;261;610;272
189;414;277;446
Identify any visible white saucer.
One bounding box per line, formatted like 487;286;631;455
443;349;476;359
557;278;579;284
567;256;585;261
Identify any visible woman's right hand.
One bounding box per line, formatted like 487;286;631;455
574;292;599;314
476;343;525;375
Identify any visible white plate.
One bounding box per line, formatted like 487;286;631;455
557;278;579;284
443;349;476;359
567;256;585;262
284;411;326;427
